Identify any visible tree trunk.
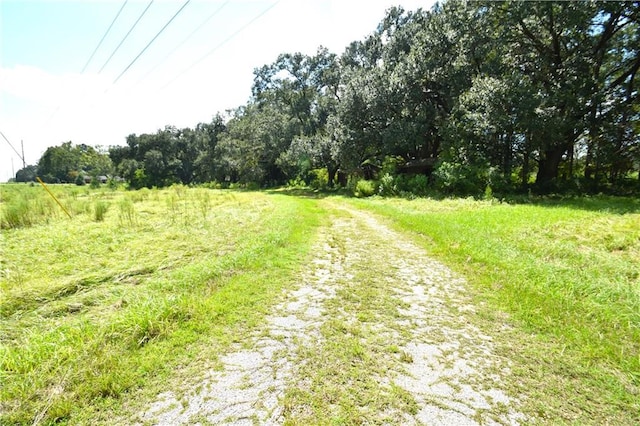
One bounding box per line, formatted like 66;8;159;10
503;129;514;179
327;164;337;188
568;142;574;179
585;143;594;180
535;145;567;188
522;134;531;190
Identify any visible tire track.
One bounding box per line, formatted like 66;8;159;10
136;200;526;425
136;225;345;425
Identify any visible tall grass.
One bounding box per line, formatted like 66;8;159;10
118;197;135;226
1;187;321;424
1;185;58;229
93;200;108;222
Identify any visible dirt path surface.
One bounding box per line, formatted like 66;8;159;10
136;201;525;425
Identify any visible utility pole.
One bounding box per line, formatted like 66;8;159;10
21;140;26;168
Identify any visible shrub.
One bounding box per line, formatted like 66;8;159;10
433;161;490;195
106;178;119;190
287;177;306;188
378;173;397;196
309;168;329;190
405;174;429;196
354;179;377;197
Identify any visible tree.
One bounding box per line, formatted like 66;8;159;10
15;165;37;182
252;47;342;185
490;1;639;188
37;142;113;183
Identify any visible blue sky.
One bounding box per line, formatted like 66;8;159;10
1;0;433;182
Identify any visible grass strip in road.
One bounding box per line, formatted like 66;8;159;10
1;188;321;425
283;206;418;424
346;195;640;424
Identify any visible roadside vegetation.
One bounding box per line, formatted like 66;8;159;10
347;195;640;422
0;184;321;424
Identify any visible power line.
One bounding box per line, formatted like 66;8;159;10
81;0;129;73
40;0;131;130
0;131;25;165
138;0;230;82
113;0;191;84
162;0;281;90
99;0;155;74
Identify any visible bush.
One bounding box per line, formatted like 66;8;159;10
354;179;377;197
106;177;119;190
378;173;397;196
405;175;429;196
287;177;306;189
433;161;490;195
309;169;329;190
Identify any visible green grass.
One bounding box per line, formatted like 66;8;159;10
0;185;322;425
346;195;640;423
2;183;639;424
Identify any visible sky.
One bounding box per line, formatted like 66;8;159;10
0;0;435;182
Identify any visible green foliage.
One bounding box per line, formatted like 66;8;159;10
106;177;119;190
14;165;37;182
378;173;397;196
309;168;329;190
38;142;113;183
395;174;429;197
483;185;494;201
433;161;493;195
354;180;377;197
38;2;640;195
90;176;101;189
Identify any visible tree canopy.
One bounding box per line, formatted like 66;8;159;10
21;1;639;195
36;142;113;184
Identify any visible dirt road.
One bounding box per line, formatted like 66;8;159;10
136;200;525;425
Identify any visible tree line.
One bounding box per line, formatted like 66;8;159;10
16;1;640;195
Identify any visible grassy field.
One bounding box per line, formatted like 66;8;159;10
2;184;639;424
0;184;322;424
347;195;640;423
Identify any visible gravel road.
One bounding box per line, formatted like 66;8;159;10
136;201;525;425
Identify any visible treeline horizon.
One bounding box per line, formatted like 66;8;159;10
14;1;640;195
